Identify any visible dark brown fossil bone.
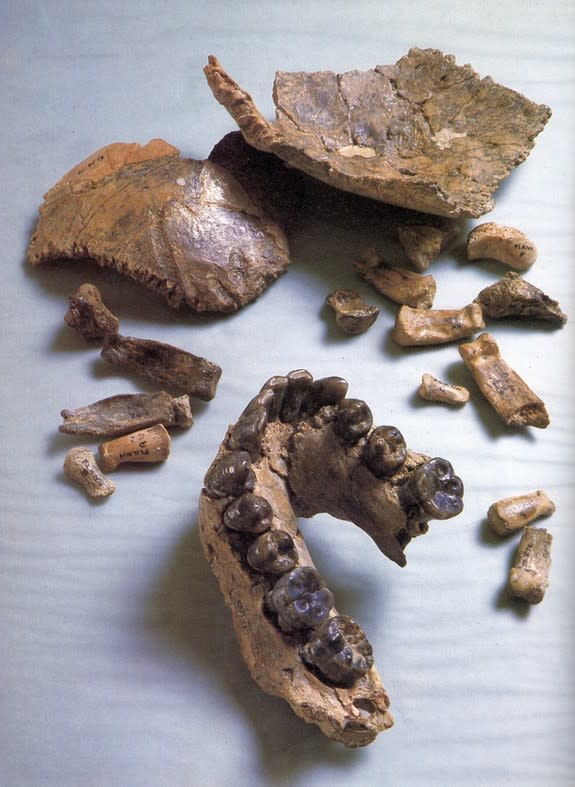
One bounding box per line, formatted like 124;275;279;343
204;49;551;218
27;139;290;313
64;283;120;340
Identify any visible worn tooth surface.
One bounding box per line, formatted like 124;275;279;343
228;404;269;458
266;566;334;631
280;369;314;422
363;425;407;477
204;450;255;499
247;529;298;574
302;615;374;686
401;457;464;519
223;493;273;533
334;399;374;443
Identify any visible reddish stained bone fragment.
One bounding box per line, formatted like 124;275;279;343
27;140;291;313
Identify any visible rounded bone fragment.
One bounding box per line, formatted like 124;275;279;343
509;527;552;604
266;566;334;631
301;615;374;686
223;493;273;534
63;446;116;498
325;289;379;335
487;490;555;536
27;140;291;313
398;223;460;272
474;271;567;325
354;250;436;309
418;373;470;405
64;283;120;340
467;223;537;271
247;530;298;575
392;303;485;346
98;424;171;472
204;50;551;217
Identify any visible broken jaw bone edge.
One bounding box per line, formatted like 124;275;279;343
198;370;464;746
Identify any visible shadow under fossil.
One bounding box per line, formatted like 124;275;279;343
143;518;363;782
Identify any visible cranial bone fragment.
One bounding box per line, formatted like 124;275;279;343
60;392;193;437
418;373;470;405
467;223;537;271
325;289;379;335
487;490;555;536
392;303;484;346
458;332;549;428
27;140;290;313
98;424;171;472
474;272;567;326
354;249;436;309
199;370;464;746
204;50;550;218
509;527;553;604
64;283;120;340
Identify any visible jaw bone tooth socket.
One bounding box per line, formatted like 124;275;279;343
266;566;334;632
223;493;273;533
64;283;120;340
392;303;485;346
334;399;374;444
98;424;171;472
467;222;537;271
363;425;407;477
325;288;379;335
418;373;470;405
458;332;550;428
247;529;299;574
487;490;555;536
63;446;116;498
301;615;374;686
354;249;437;309
204;450;255;499
400;457;464;520
509;527;553;604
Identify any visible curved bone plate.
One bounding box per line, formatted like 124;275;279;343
204;49;551;218
198;371;463;746
27;140;290;313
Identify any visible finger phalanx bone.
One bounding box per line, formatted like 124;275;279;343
474;272;567;326
64;283;120;340
98;424;171;471
458;332;549;428
467;223;537;271
417;373;470;405
509;527;553;604
354;249;436;309
398;223;459;272
392;303;484;346
325;289;379;335
63;446;116;498
101;334;222;401
487;490;555;536
60;391;193;437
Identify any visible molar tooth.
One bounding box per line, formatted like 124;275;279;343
401;457;463;520
363;425;407;477
334;399;373;443
204;450;255;499
301;615;374;686
223;493;273;533
266;566;334;631
280;369;314;422
247;529;298;574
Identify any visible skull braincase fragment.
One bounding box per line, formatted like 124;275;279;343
205;48;551;218
27;140;290;313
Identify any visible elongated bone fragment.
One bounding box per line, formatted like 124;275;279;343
398;223;459;272
64;283;120;340
459;332;549;428
325;289;379;335
199;370;464;746
487;490;555;536
60;392;193;437
354;249;436;309
418;373;469;405
63;446;116;498
509;527;552;604
392;303;484;346
467;223;537;271
474;272;567;326
98;424;170;472
101;334;221;400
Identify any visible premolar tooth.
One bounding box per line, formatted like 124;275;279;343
223;493;273;533
363;425;407;477
204;450;256;499
247;529;298;574
335;399;373;443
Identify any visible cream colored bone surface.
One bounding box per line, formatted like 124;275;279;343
467;222;537;271
488;490;555;536
63;446;116;498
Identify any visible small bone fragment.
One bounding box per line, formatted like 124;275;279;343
392;303;484;346
398;223;459;272
98;424;171;472
458;332;549;428
354;249;436;309
101;334;221;400
59;391;193;437
418;373;470;405
325;289;379;335
64;283;120;340
509;527;552;604
63;446;116;498
487;490;556;536
467;223;537;271
474;272;567;326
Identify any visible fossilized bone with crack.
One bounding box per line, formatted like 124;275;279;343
198;370;463;746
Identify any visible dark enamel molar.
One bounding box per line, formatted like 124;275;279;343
204;450;256;499
247;529;299;574
334;398;374;444
223;493;273;533
400;457;464;519
363;425;407;477
301;615;374;686
266;566;334;631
